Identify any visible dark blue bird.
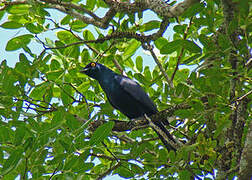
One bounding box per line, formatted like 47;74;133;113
80;62;176;151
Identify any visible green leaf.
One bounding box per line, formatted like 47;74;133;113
27;117;40;132
83;30;95;41
123;39;141;57
154;37;169;50
179;170;191;179
173;24;187;34
134;73;147;85
50;59;61;70
36;149;48;164
23;137;34;152
14;124;26;146
25;23;43;34
46;70;64;81
113;162;134;178
144;66;152;80
182;53;201;64
61;84;72;106
5;34;33;51
0;11;4;21
169;150;176;163
30;82;49;99
218;34;231;50
0;21;23;29
76;162;94;172
135;56;143;72
89;121;114;146
57;31;78;43
65;113;81;130
198;34;211;48
64;156;79;170
86;0;96;10
160;39;182;54
81;49;90;63
139;20;161;32
1;147;23;175
52;110;64;126
23;45;36;57
61;15;72;25
182;2;204;17
2;69;18;95
70;20;87;31
0;126;11;143
182;40;202;53
7;4;31;14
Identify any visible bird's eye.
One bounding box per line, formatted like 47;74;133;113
90;62;96;67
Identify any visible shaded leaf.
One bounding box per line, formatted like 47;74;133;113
154;37;169;50
89;121;114;146
160;39;182;54
1;147;23;175
182;40;202;53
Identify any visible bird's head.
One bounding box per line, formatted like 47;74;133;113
80;62;113;81
80;62;101;79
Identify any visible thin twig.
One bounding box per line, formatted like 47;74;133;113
170;17;194;84
64;82;91;116
101;141;119;162
112;59;124;75
41;0;101;21
96;162;121;180
145;44;172;88
49;166;59;180
96;41;116;61
236;90;252;102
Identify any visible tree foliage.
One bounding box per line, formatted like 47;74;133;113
0;0;251;179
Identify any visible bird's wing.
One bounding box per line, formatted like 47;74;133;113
114;75;158;113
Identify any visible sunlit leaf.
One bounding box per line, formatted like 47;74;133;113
7;4;31;14
136;56;143;72
139;20;161;32
123;39;141;57
5;34;33;51
0;21;23;29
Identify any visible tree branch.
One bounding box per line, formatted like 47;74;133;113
239;119;252;179
96;162;121;180
104;0;200;18
83;104;190;132
170;17;194;85
143;43;172;88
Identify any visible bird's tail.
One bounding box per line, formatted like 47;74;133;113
151;121;177;151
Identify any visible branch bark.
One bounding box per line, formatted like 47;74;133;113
1;0;200;29
79;104;190;132
239;119;252;179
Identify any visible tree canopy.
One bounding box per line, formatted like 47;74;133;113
0;0;251;179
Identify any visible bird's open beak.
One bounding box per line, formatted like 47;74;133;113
79;67;89;73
